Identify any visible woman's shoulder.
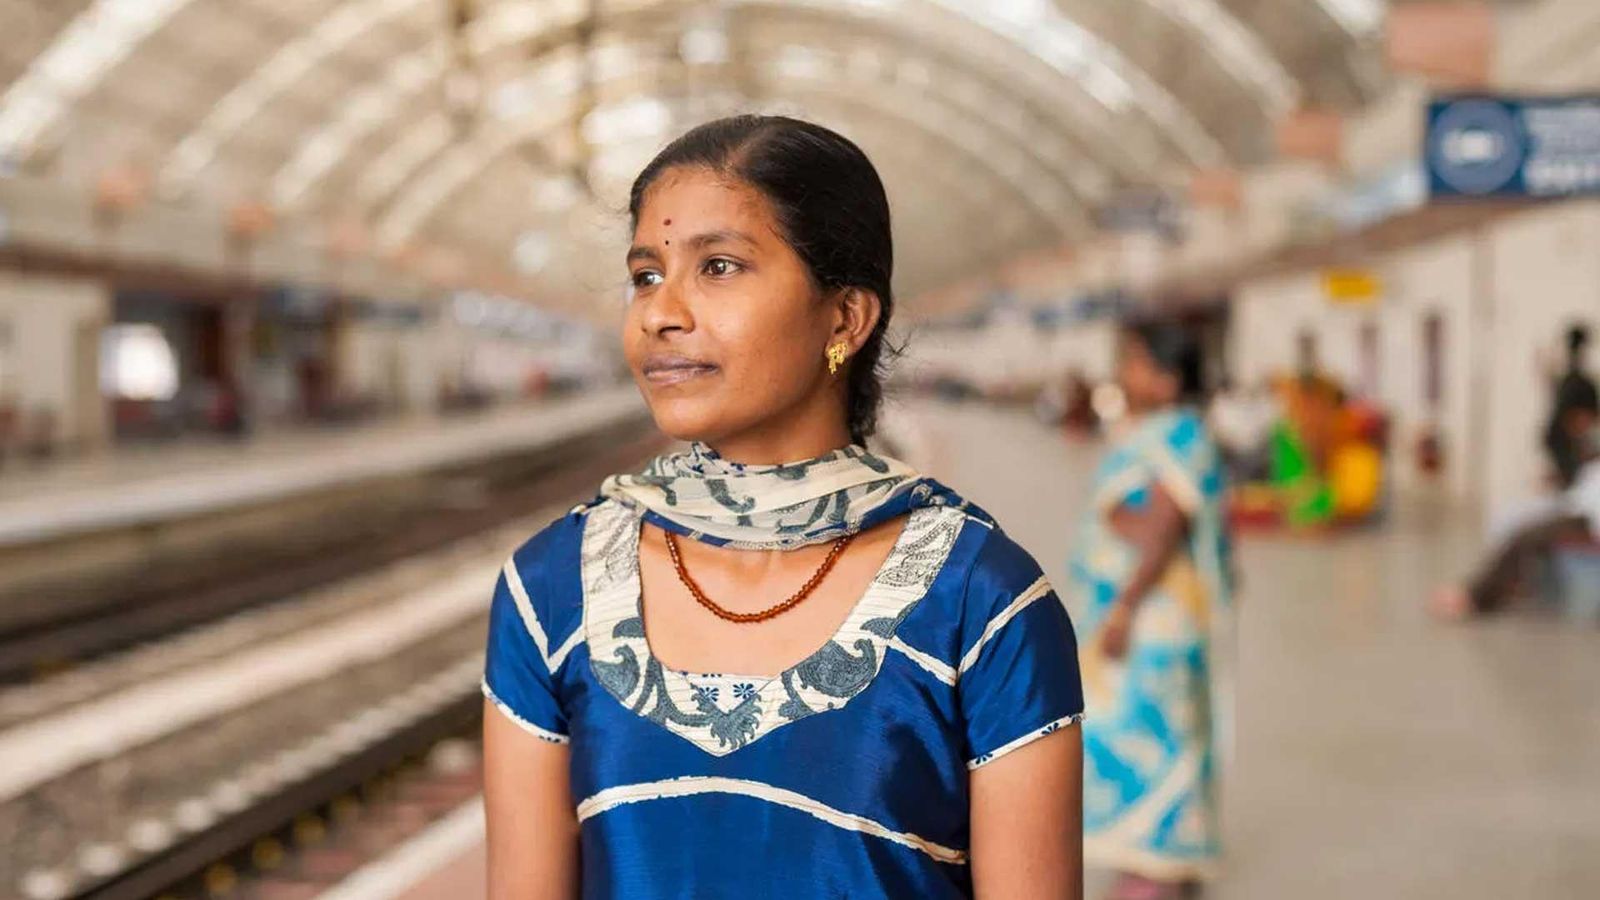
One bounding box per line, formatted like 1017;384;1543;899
959;518;1051;604
507;497;597;569
908;481;1050;613
499;495;622;617
1140;406;1217;457
898;504;1071;677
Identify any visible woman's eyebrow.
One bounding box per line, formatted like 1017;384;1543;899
626;245;661;263
685;229;759;250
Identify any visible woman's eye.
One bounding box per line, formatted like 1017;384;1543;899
631;269;663;289
703;258;741;277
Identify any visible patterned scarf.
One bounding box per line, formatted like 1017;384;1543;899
599;442;933;549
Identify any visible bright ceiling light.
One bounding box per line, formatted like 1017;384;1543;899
531;176;583;213
162;0;419;191
100;324;180;402
1142;0;1297;112
1317;0;1387;36
776;46;830;81
0;0;194;158
580;97;671;146
280;0;1224;217
679;11;730;66
512;230;553;274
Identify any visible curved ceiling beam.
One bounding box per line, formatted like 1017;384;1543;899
133;0;1225;199
343;34;1093;235
272;2;1130;217
141;2;1102;208
449;92;1051;266
323;39;1100;237
0;0;1326;187
399;85;1045;310
1313;0;1388;37
901;0;1225;163
412;91;1034;311
746;50;1090;225
0;0;202;162
444;106;1032;294
719;22;1118;200
370;67;1077;252
472;0;1226;163
159;0;428;191
1119;0;1299;113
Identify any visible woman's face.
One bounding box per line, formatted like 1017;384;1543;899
1116;332;1177;412
623;166;835;444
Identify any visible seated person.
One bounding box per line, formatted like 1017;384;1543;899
1433;397;1599;619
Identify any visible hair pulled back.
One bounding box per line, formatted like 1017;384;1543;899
629;115;896;445
1127;319;1205;403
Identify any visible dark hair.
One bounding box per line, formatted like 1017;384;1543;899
1568;324;1590;357
628;115;896;445
1126;319;1205;403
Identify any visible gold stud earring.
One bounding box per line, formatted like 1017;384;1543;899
826;342;848;376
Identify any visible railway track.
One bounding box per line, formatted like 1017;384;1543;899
1;425;667;899
0;414;656;683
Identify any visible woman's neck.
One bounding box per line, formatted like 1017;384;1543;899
705;395;855;466
708;428;854;466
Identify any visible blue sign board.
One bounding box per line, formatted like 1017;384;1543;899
1427;95;1600;199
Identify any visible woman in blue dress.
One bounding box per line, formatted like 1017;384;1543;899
1071;322;1232;899
481;115;1086;899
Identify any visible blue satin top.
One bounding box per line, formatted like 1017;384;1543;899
482;482;1084;899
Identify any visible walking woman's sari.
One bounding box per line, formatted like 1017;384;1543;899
1071;408;1232;881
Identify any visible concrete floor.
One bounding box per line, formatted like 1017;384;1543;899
907;398;1600;899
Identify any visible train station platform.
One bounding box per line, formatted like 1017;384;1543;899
0;388;647;547
313;399;1600;899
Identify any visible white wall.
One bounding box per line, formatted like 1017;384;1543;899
341;320;411;410
1481;200;1600;518
1380;235;1481;500
1498;0;1600;90
897;312;1115;394
1231;272;1329;381
1342;80;1429;179
0;271;112;449
1048;320;1118;383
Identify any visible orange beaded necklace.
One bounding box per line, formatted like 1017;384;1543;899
664;530;856;624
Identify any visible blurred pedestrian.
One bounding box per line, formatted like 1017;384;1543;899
1545;325;1598;489
1064;369;1100;436
1072;320;1233;899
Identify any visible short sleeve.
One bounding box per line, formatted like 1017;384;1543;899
1110;412;1217;517
481;558;569;744
957;530;1084;770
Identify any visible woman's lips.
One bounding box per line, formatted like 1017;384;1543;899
641;355;720;385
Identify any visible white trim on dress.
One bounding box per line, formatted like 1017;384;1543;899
965;713;1083;770
481;678;569;744
503;556;583;671
577;776;968;864
957;575;1053;677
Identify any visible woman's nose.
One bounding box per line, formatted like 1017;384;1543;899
639;276;692;336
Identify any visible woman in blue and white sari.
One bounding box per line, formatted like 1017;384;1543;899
1071;321;1233;899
